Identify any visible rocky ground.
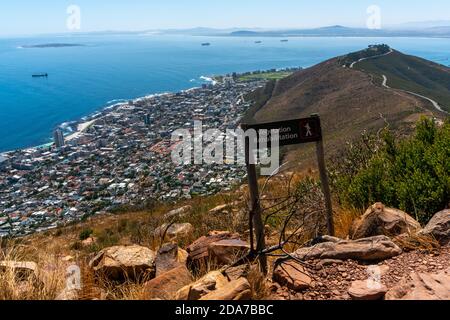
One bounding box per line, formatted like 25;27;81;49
268;247;450;300
1;203;449;301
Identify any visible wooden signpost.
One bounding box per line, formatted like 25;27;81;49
241;114;334;274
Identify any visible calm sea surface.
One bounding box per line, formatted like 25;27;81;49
0;35;449;152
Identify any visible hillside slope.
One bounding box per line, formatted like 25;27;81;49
247;47;447;165
355;50;450;113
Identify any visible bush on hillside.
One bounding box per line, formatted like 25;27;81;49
79;228;94;241
330;117;449;224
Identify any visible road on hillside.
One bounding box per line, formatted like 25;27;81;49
381;75;448;114
350;50;448;114
349;49;393;69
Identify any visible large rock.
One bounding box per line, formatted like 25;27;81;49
272;260;312;291
385;268;450;300
89;245;156;281
420;209;450;246
199;278;252;301
208;239;250;265
143;265;193;300
348;280;387;300
186;231;240;270
209;204;230;215
0;261;39;280
351;203;421;239
154;223;194;241
164;205;192;220
293;236;402;262
155;243;188;277
176;270;229;300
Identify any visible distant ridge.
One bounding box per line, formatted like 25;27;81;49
229;25;450;37
244;45;449;164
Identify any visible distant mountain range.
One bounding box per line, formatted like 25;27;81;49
61;21;450;38
228;25;450;38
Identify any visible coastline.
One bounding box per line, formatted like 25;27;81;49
2;65;298;154
1;81;212;155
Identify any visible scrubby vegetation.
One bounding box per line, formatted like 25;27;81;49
330;117;450;224
340;44;391;67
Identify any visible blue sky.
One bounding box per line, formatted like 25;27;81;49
1;0;449;36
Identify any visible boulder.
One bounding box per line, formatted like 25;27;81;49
199;278;252;301
208;239;250;265
419;209;450;246
348;280;388;300
89;245;156;281
385;268;450;300
176;270;229;300
293;236;402;262
143;265;193;300
0;261;39;281
82;237;97;247
154;223;193;240
164;205;192;220
223;264;251;281
209;204;230;215
351;203;421;239
186;231;240;270
272;260;312;291
155;243;188;277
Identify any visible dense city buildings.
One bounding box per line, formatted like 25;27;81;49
0;78;266;237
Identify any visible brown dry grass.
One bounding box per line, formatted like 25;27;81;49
0;170;365;301
0;243;66;300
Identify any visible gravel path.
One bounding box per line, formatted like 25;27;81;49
269;246;450;300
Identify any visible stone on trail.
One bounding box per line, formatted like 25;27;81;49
419;209;450;246
89;245;156;281
155;243;188;277
154;223;193;241
143;265;193;300
0;261;39;280
186;231;240;270
385;268;450;300
272;260;312;291
293;235;402;262
351;203;421;239
176;270;229;300
348;280;388;300
199;277;252;301
208;239;250;265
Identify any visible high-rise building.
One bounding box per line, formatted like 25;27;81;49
53;128;65;148
144;114;152;126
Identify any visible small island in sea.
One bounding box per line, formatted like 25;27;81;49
21;43;85;48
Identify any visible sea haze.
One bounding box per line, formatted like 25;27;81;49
0;34;449;152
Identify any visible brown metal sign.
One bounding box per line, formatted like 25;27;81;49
241;116;322;147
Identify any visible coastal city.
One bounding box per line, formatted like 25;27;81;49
0;76;269;238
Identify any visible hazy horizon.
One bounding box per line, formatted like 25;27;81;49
1;0;450;37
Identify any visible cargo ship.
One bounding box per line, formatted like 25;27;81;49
201;43;211;46
32;73;48;78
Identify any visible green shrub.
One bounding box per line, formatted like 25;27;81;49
79;228;94;241
331;117;449;224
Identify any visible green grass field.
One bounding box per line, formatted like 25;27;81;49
237;71;293;82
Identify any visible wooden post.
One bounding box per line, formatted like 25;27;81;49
245;138;268;275
312;116;335;236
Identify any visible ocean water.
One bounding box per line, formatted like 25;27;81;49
0;34;449;152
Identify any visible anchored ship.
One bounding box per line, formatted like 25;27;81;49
32;73;48;78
